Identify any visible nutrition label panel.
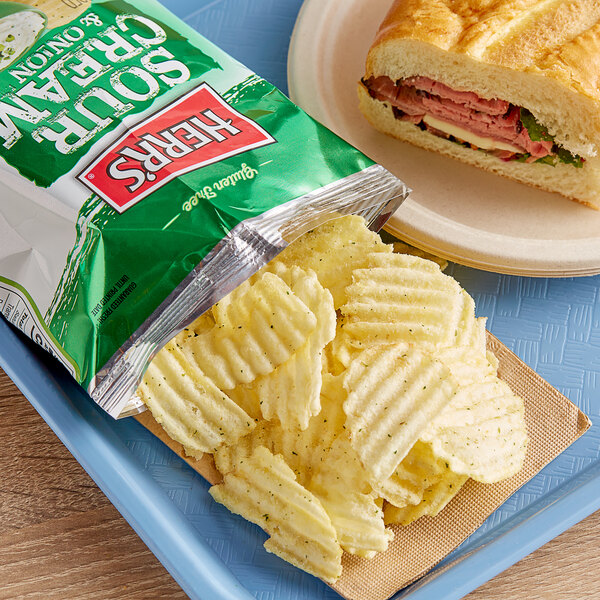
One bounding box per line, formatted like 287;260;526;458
0;279;76;378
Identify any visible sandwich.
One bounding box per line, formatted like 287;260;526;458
358;0;600;209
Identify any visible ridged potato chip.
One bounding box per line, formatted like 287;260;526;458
436;344;497;386
182;272;317;389
384;471;468;526
321;341;345;377
312;489;390;558
138;343;254;458
209;446;342;583
175;310;215;342
213;419;274;476
433;293;498;384
453;290;481;348
278;373;347;483
225;383;263;422
343;344;458;482
309;436;393;558
275;215;392;308
327;320;360;371
341;253;465;349
211;279;252;326
251;336;324;429
393;241;448;271
250;264;336;429
370;440;449;508
421;377;528;483
216;373;347;486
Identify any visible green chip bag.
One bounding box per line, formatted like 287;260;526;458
0;0;409;416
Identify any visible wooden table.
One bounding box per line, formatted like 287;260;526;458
1;367;599;600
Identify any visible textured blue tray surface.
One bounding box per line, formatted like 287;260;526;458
2;1;600;599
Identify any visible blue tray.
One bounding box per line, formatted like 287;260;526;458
2;2;600;599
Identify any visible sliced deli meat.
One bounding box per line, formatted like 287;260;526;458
363;76;554;160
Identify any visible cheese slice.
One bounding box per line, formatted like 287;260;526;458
423;115;523;153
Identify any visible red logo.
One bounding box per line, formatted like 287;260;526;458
77;83;276;213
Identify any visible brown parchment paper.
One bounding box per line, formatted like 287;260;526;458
135;331;591;600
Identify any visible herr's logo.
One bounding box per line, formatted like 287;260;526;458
77;83;276;213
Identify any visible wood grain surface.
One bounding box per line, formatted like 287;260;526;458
1;367;599;600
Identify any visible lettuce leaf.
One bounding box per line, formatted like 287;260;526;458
513;152;583;168
535;155;557;166
518;109;584;167
519;108;553;142
556;147;584;168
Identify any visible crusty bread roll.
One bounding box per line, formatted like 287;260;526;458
358;0;600;209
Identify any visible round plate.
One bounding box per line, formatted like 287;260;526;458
287;0;600;277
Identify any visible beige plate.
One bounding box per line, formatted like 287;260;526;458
288;0;600;277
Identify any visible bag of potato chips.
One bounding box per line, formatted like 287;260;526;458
0;0;408;417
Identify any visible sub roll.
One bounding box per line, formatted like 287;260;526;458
358;0;600;208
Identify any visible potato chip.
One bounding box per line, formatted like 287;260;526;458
209;446;343;583
213;419;274;475
138;343;255;458
343;344;458;481
251;344;323;429
487;349;500;372
420;377;528;483
436;345;497;386
211;279;252;326
453;290;481;348
176;309;216;341
329;321;361;369
370;440;449;508
384;471;468;525
393;241;448;271
311;490;389;558
216;386;379;558
218;382;393;558
249;264;336;429
276;215;392;308
309;436;393;558
182;272;317;389
342;253;465;349
269;373;348;483
321;341;345;377
225;384;263;422
431;296;498;384
215;373;347;485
